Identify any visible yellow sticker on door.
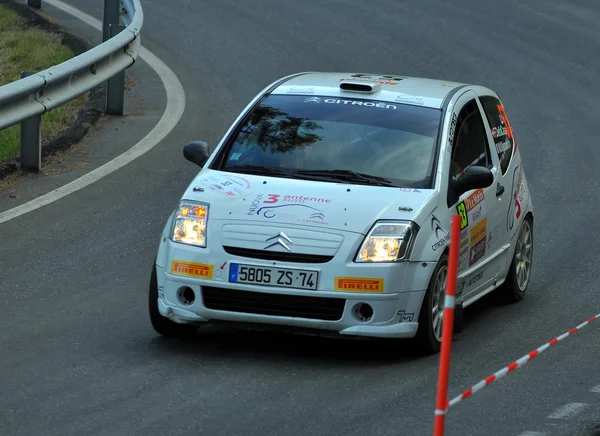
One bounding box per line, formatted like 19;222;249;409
470;217;487;244
469;218;487;266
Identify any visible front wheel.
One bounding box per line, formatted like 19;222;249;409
148;262;199;338
414;254;448;354
497;216;533;304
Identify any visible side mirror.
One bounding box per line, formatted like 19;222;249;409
452;166;494;198
183;141;210;167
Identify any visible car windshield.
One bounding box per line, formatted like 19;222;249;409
216;94;442;188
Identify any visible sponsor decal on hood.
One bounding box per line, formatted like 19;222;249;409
185;171;437;233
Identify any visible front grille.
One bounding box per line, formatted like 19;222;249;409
223;246;333;263
202;286;346;321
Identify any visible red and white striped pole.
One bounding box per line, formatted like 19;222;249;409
433;214;461;436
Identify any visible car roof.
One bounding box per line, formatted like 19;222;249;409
270;72;470;109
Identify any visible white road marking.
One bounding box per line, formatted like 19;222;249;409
547;402;589;419
517;432;546;436
591;384;600;393
0;0;186;225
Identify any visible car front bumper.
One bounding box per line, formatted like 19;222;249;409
154;216;437;340
155;262;428;339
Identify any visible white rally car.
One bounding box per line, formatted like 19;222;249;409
148;72;534;354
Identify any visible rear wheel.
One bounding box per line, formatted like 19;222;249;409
414;254;448;354
148;261;199;338
497;216;533;303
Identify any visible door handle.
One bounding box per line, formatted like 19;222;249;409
496;183;505;197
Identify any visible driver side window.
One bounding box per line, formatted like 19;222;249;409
447;99;493;207
451;99;492;178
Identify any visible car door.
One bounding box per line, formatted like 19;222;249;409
446;91;505;303
477;93;521;279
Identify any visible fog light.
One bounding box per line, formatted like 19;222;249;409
177;287;196;306
353;303;374;322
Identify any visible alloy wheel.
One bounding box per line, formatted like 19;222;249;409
431;265;448;342
515;219;533;291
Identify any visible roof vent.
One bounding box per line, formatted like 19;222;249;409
339;81;381;93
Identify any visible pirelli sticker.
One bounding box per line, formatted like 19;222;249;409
334;277;384;293
170;260;214;279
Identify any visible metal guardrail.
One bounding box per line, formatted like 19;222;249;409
0;0;144;170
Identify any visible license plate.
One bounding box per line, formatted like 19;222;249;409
228;263;319;290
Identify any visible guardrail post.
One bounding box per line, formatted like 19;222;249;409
105;24;126;115
102;0;121;42
20;72;42;171
25;0;42;9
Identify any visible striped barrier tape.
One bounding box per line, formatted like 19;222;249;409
445;312;600;410
457;152;486;177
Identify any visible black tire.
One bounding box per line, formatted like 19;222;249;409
453;302;465;334
496;215;533;304
148;261;199;338
414;253;449;354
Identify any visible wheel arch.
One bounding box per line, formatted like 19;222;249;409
427;245;463;304
525;210;534;227
425;248;450;289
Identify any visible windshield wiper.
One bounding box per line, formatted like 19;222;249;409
222;165;334;182
294;169;396;186
222;165;292;176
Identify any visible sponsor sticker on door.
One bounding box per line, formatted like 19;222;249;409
469;217;487;266
469;238;487;266
466;189;486;223
457;188;485;230
470;217;487;245
458;240;470;273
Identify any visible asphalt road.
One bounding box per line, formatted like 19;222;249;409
2;1;600;435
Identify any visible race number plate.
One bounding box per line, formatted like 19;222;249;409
228;263;319;290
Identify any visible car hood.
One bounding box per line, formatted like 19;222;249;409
180;170;438;235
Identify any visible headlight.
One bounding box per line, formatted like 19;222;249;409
170;201;209;247
355;221;419;262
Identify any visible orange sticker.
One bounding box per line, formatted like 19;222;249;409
334;277;384;293
497;104;514;139
464;188;485;212
170;260;214;279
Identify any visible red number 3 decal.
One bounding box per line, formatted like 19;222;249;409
264;194;280;204
514;190;521;219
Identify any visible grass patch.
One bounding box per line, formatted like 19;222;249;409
0;5;87;163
